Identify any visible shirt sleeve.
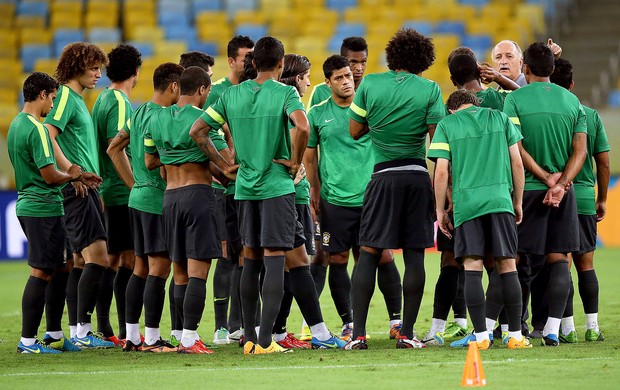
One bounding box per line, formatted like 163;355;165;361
427;121;451;162
307;108;319;148
348;79;367;123
106;91;131;139
143;115;158;155
209;128;228;151
426;82;446;125
502;94;521;131
285;86;305;117
592;110;610;154
202;93;227;131
503;112;523;146
43;86;72;133
574;103;587;134
28;122;56;169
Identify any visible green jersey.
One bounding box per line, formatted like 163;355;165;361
348;71;445;163
144;104;227;166
92;88;132;206
205;76;234;191
44;85;99;175
308;82;331;109
428;106;522;227
202;79;305;200
574;105;610;215
128;101;166;215
8;112;64;217
503;82;587;190
295;178;310;205
476;88;505;111
308;97;373;207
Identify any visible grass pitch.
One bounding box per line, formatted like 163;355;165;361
0;249;618;389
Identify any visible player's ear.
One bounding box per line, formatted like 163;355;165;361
569;80;574;91
228;57;235;69
38;90;46;100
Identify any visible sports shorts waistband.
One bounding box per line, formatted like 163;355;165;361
373;158;428;174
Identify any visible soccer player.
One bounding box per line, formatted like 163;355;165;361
449;54;506;110
430;89;530;350
107;62;184;352
549;58;609;342
180;51;215;77
44;42;116;349
91;43;142;344
503;42;587;347
9;72;101;354
347;28;445;349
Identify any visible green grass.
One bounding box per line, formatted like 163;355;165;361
1;250;619;389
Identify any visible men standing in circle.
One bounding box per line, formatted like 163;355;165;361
10;72;101;354
347;29;445;350
92;43;142;344
44;43;116;349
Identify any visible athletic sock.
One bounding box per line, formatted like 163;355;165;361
273;332;287;342
474;331;489;343
351;249;381;339
45;270;69;333
21;276;48;339
183;277;206;332
485;318;496;334
561;316;575;335
310;263;327;297
240;259;261;343
46;330;63;340
547;261;571;320
484;268;503;323
213;257;233;330
228;263;242;332
181;329;198;347
125;274;146;325
432;266;459;322
543;317;561;337
168;279;177;331
69;325;77;339
430;318;447;335
585;313;599;331
77;263;106;326
290;265;324;326
173;283;187;331
562;274;575;324
114;266;133;339
464;270;486;334
258;256;285;348
500;271;522;334
377;261;402;321
273;272;293;335
76;322;92;339
310;322;331;341
452;267;467;320
66;267;82;327
401;248;425;339
455;318;468;328
126;323;141;345
95;267;116;337
578;270;599;317
329;263;353;325
144;326;160;346
144;276;167;329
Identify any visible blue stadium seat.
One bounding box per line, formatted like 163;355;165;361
127;41;154;57
192;0;224;13
459;0;489;6
462;34;493;61
165;25;197;41
17;1;48;17
226;0;257;14
608;90;620;107
335;23;366;39
53;29;85;57
21;44;52;72
88;28;122;43
402;21;433;36
235;24;267;42
159;11;191;27
328;37;342;53
159;0;190;14
97;74;111;88
435;21;466;38
326;0;358;11
188;40;219;56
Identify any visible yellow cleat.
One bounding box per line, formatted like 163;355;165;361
507;336;533;349
254;341;293;354
243;341;255;355
476;339;491;350
299;325;312;341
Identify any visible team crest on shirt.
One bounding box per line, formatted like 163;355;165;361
322;232;330;246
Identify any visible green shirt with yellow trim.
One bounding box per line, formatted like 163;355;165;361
92;88;132;206
476;88;505;111
348;71;445;164
503;82;587;191
8;112;64;217
308;82;331;110
428;106;522;227
204;76;234;191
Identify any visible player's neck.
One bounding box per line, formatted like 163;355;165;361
110;80;134;98
150;92;170;107
527;75;550;84
177;95;200;108
22;102;43;119
332;93;353;107
228;72;239;85
461;80;483;93
354;79;362;90
64;80;86;95
255;71;279;84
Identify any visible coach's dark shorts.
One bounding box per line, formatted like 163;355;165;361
214;188;227;242
574;214;597;255
129;208;167;258
19;216;66;270
454;212;518;260
163;184;221;262
238;193;303;250
225;194;242;255
105;204;133;253
518;189;579;255
296;204;315;255
319;198;362;253
62;186;107;253
359;168;435;249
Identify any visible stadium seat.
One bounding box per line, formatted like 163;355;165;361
20;28;52;46
226;0;258;16
462;34;493;60
0;103;19;138
34;57;60;75
343;7;375;25
127;41;154;57
166;25;197;42
53;29;86;56
154;41;188;58
235;24;268;42
159;11;191;28
459;0;489;6
192;0;224;13
21;44;53;72
17;1;48;18
50;12;83;29
88;28;122;43
334;23;366;40
188;40;219;56
260;0;292;10
195;11;229;26
233;9;268;25
326;0;358;11
126;26;164;42
435;21;466;38
0;59;22;90
402;21;433;36
15;15;46;29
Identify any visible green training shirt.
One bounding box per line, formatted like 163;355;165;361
204;77;234;191
503;82;587;191
8;113;64;217
92;88;132;206
44;85;100;176
308;82;331;109
308;97;373;208
348;71;445;163
201;79;305;201
128;101;166;215
476;88;505;111
428;106;522;227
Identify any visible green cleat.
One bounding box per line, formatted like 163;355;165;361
169;335;180;347
585;329;604;342
501;331;509;345
559;330;579;343
43;335;81;352
444;322;468;340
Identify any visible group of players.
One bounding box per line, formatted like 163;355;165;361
8;26;608;355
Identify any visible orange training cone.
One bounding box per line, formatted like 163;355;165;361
461;340;487;387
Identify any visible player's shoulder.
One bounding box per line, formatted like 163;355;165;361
308;97;331;114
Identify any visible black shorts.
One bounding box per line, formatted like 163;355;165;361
62;186;107;253
319;198;361;253
296;204;315;255
518;189;579;255
18;216;66;270
163;184;221;262
214;188;227;242
436;209;454;252
105;204;133;253
238;193;303;250
129;208;167;258
359;169;435;249
454;212;518;260
225;194;242;255
574;214;597;255
314;220;322;242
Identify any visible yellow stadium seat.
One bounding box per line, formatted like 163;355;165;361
124;12;156;28
87;1;120;15
33;58;58;75
270;17;302;39
444;5;477;23
343;7;375;25
0;3;15;28
126;26;164;42
376;8;406;26
301;21;335;38
409;4;446;22
0;29;18;50
233;10;268;25
82;88;102;113
0;60;22;90
360;0;389;7
466;17;503;37
50;12;83;29
393;0;425;7
92;42;119;54
123;0;155;14
20;28;53;45
0;103;19;138
195;11;229;27
292;0;324;8
51;1;82;15
260;0;292;10
210;55;229;79
292;36;327;55
305;8;339;24
154;41;188;59
367;21;401;38
197;23;232;54
16;15;46;29
0;87;17;104
516;4;545;34
481;3;514;20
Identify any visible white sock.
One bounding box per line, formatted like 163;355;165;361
390;319;401;328
310;322;331;341
126;323;141;344
145;327;160;345
171;330;182;340
20;337;36;346
69;325;77;339
500;324;509;332
430;318;446;334
274;332;287;342
585;313;599;331
76;323;92;338
46;331;64;340
508;331;522;340
455;318;468;329
561;316;575;335
181;329;198;347
474;331;489;343
485;318;496;334
543;317;561;337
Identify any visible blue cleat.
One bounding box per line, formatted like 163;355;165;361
541;334;559;346
17;339;61;354
43;335;81;352
311;333;347;349
73;332;116;349
450;333;476;348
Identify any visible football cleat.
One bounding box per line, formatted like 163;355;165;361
229;328;243;342
311;333;346;349
73;332;116;349
585;329;604;342
299;324;312;341
559;330;579;343
142;338;178;353
178;340;214;354
395;335;426;349
444;321;468;340
507;336;533;349
243;341;255;355
340;323;353;341
450;333;476;348
476;339;491;350
104;335;122;346
169;334;180;347
344;336;368;350
541;334;559;347
389;322;402;340
17;339;61;354
501;331;509;345
277;333;311;349
43;335;81;352
213;327;231;345
122;339;143;352
254;341;293;354
422;331;445;346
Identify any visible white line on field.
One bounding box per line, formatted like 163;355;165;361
1;357;613;377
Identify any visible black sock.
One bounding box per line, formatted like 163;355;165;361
213;257;232;330
484;268;503;322
329;263;352;324
310;263;327;297
95;267;115;336
22;276;48;338
452;267;467;319
352;249;380;339
500;271;523;333
432;266;459;320
578;269;599;313
290;265;324;326
144;276;167;329
229;265;243;330
464;270;486;334
168;279;176;331
240;259;261;343
378;261;402;321
258;256;285;348
45;270;69;332
401;249;425;339
125;274;146;324
548;261;570;319
173;283;187;330
77;263;105;325
563;274;574;318
273;272;293;334
66;267;82;326
114;266;132;339
183;277;206;331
